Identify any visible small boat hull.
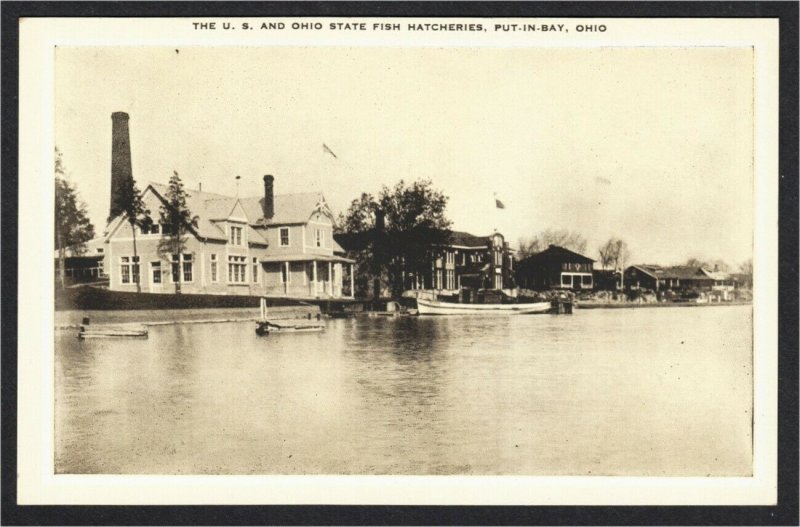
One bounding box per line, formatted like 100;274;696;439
78;325;148;339
256;321;324;335
416;298;551;315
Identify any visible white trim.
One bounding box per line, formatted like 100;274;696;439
279;227;290;247
169;253;195;284
210;253;219;283
149;260;163;287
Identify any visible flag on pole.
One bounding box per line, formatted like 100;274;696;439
495;198;506;209
322;143;338;159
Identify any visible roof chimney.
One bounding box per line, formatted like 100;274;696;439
262;175;274;219
109;112;133;221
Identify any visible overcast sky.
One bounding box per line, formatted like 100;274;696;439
55;46;753;266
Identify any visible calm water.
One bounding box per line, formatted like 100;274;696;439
55;305;752;476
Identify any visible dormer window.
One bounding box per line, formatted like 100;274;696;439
315;228;324;248
230;225;243;246
280;227;290;247
141;223;160;235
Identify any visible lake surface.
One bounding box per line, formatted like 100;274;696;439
55;305;752;476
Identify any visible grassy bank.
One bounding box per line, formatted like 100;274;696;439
55;285;320;311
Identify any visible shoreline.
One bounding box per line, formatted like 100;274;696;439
576;301;751;310
54;300;751;329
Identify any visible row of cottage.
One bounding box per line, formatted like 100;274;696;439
65;171;739;299
59;112;741;299
67;172;516;298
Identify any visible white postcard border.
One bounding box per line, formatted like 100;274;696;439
18;16;779;505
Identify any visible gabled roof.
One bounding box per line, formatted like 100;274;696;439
146;183;268;245
450;231;493;248
334;229;491;252
520;244;595;265
240;192;331;226
627;264;728;281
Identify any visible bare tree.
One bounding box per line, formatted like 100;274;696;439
739;258;753;275
518;228;588;259
598;239;616;270
684;257;706;268
597;237;630;287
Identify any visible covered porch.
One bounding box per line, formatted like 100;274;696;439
260;254;356;299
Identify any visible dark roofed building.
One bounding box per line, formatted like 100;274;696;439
515;245;595;291
624;264;736;294
334;228;515;298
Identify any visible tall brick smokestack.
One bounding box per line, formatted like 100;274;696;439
109;112;133;220
263;175;274;219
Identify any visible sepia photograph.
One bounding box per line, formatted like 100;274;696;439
12;10;789;513
53;45;755;477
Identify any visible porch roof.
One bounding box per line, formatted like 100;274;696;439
260;254;355;264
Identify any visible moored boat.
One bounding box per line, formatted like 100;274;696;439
255;320;324;336
416;298;551;315
78;325;148;339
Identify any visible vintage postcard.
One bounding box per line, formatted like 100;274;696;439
17;15;779;506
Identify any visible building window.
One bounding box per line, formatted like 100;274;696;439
120;256;139;284
561;274;571;287
280;227;290;247
582;275;592;286
96;248;104;254
315;228;324;247
183;254;193;282
210;254;218;282
142;224;161;235
151;261;161;284
171;254;193;282
228;255;247;283
229;225;243;246
252;257;259;283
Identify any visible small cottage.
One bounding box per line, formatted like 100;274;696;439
515;245;595;291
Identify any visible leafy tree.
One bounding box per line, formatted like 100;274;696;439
339;180;452;298
54;148;95;289
518;229;588;259
336;193;380;297
380;180;452;296
336;192;378;234
156;171;198;294
118;176;152;292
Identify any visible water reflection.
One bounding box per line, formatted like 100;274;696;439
56;306;753;476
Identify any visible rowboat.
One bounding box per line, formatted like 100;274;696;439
78;325;148;339
416;298;551;315
255;320;324;336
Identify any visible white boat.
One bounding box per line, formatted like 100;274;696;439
78;325;148;339
416;298;551;315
